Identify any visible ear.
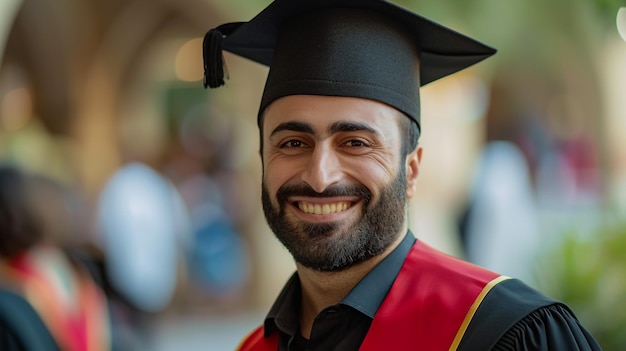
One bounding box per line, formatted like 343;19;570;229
405;146;422;199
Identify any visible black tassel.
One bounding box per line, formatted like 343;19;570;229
203;28;226;88
203;22;244;89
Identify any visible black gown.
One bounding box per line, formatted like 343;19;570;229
459;278;602;350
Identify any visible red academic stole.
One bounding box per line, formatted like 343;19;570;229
237;241;508;351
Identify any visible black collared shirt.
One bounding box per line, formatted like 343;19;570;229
264;232;416;351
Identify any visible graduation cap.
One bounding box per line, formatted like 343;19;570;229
203;0;496;130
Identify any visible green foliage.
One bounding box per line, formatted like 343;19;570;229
593;0;626;21
223;0;270;18
536;220;626;350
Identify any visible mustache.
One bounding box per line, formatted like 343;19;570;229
276;183;372;204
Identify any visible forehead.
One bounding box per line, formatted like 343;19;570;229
262;95;404;135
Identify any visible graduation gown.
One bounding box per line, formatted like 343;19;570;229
237;238;601;351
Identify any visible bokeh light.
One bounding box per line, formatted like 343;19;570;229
618;8;626;41
175;38;204;82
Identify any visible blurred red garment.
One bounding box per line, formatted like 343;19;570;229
1;246;111;351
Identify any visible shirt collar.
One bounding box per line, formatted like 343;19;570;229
264;231;417;335
340;231;416;317
265;273;301;337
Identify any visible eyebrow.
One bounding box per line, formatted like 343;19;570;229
270;121;314;137
269;120;380;138
328;121;378;136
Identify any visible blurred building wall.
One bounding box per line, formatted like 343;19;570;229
0;0;295;318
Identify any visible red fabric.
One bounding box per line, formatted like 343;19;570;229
359;241;499;350
238;241;501;351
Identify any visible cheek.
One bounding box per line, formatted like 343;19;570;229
342;156;398;195
263;158;297;194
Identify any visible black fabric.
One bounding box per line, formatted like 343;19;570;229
219;0;496;83
260;8;421;129
287;305;370;351
204;0;496;128
459;278;556;350
269;276;372;351
0;289;61;351
459;278;602;350
493;304;602;351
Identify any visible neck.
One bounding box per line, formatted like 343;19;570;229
296;229;407;338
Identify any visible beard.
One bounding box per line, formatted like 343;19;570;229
261;166;407;272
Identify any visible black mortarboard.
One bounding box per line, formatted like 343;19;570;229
203;0;496;131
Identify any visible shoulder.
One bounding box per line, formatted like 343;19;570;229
473;279;557;319
458;279;602;350
0;318;25;351
493;304;602;350
0;289;60;351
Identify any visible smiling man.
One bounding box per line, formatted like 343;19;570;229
202;0;601;350
262;96;413;274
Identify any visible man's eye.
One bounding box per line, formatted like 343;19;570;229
345;140;366;147
282;140;303;148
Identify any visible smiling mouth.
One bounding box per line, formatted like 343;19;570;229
297;201;353;215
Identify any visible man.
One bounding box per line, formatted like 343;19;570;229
203;0;602;350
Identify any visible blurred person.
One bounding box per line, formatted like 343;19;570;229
202;0;603;350
96;162;189;349
166;104;252;303
460;141;541;285
0;164;111;351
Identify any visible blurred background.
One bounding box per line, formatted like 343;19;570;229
0;0;625;349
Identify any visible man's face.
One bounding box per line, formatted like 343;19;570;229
261;95;418;272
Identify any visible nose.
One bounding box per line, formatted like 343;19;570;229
301;144;343;193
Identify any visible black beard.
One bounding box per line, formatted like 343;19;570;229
261;167;407;272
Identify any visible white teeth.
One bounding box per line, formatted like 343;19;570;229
298;201;350;214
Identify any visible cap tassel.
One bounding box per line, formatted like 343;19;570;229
203;29;226;88
203;22;244;89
